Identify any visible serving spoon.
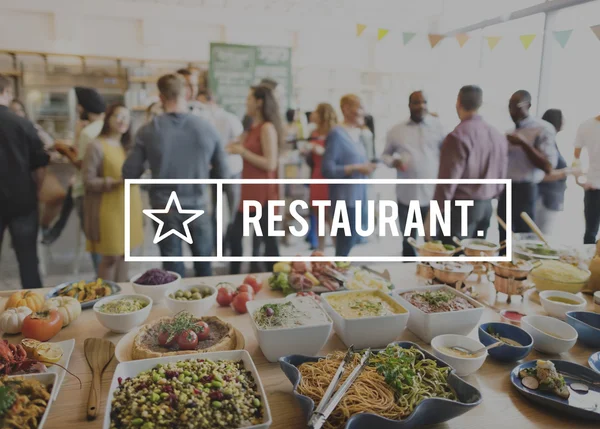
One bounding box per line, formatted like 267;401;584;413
450;340;504;357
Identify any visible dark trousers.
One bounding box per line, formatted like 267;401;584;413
153;210;213;277
74;196;101;273
438;199;493;246
498;182;538;244
0;210;42;289
335;206;358;257
229;209;280;274
584;189;600;244
398;202;429;257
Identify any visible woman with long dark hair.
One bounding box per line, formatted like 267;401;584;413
227;85;284;274
82;103;143;281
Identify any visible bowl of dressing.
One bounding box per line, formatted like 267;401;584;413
540;290;587;320
521;315;578;355
478;322;533;362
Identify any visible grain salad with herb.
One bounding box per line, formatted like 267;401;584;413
110;359;263;429
400;290;475;313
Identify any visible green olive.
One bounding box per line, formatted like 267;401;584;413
175;290;183;298
184;291;192;298
190;287;200;294
192;292;202;300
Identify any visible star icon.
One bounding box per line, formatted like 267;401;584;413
143;191;204;245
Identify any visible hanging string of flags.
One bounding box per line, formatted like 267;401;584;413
355;23;600;50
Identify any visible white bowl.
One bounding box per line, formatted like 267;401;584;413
103;350;272;429
393;285;484;344
164;284;217;317
431;334;487;376
594;291;600;313
521;315;578;354
539;290;587;320
6;372;57;429
93;294;153;333
131;270;181;304
246;297;333;362
321;289;409;349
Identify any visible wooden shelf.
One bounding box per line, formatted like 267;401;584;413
128;76;160;84
0;70;21;77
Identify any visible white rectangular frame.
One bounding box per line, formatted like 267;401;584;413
125;178;512;262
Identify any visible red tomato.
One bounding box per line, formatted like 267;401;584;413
243;275;262;294
176;329;199;350
195;321;210;341
158;329;176;348
217;287;234;307
232;292;253;314
236;284;254;295
21;310;62;342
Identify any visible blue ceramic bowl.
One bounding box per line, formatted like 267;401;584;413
565;311;600;348
478;322;533;362
279;341;482;429
589;352;600;375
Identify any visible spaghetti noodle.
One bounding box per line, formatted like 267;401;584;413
297;346;456;429
0;376;51;429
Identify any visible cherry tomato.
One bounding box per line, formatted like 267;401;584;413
195;321;211;341
158;329;176;347
243;275;263;294
176;329;199;350
21;310;62;342
232;292;253;314
236;284;254;295
217;287;235;307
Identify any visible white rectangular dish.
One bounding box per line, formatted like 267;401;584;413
321;289;409;349
6;372;57;429
393;284;484;344
47;338;75;402
246;297;332;362
103;350;272;429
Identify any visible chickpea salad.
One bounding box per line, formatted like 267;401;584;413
110;359;263;429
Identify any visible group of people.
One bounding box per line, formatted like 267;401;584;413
1;69;600;288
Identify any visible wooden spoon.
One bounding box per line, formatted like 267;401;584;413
84;338;115;421
519;212;549;245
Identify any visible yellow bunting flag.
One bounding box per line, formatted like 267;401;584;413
485;36;502;50
377;28;389;41
356;23;367;37
455;33;470;47
428;34;444;48
520;34;536;50
591;24;600;41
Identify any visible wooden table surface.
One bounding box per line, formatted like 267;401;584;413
1;264;599;429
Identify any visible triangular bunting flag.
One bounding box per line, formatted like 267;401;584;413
377;28;389;41
455;33;470;47
520;34;536;50
485;36;502;50
553;29;572;48
402;32;416;45
591;25;600;41
428;34;444;48
356;24;367;37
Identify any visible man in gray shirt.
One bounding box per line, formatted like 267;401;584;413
497;90;557;244
123;74;230;277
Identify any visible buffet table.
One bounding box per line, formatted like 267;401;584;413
1;263;598;429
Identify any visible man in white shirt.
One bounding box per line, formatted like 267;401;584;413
574;115;600;244
194;88;244;253
381;91;445;256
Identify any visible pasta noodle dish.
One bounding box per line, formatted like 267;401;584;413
297;345;456;429
0;376;51;429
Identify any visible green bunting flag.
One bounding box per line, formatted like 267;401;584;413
553;30;573;48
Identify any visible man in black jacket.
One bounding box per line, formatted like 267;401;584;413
0;74;49;288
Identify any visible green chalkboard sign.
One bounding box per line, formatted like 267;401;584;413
209;43;292;118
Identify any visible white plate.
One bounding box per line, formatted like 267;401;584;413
103;350;272;429
47;339;75;402
114;325;246;362
6;372;57;429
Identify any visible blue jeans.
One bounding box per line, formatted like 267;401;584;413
335;206;358;257
153;210;213;277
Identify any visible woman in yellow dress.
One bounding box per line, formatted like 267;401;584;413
82;104;143;281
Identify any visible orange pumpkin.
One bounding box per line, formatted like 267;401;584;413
5;291;45;312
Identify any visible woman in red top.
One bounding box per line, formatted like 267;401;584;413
227;85;284;274
306;103;338;251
